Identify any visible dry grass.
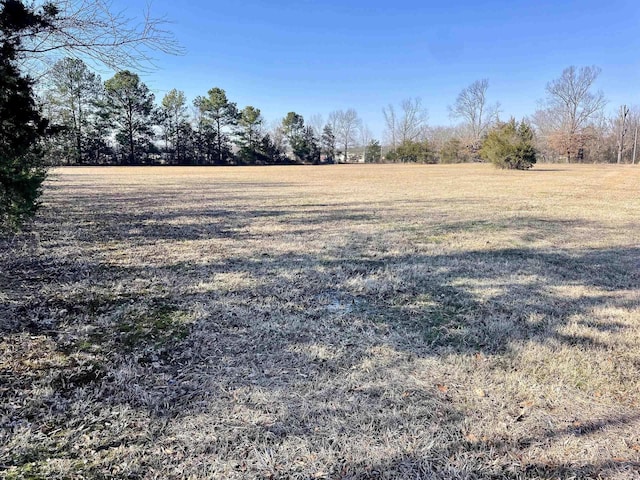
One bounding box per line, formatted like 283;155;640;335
1;163;640;479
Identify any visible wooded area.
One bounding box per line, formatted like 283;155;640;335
38;60;638;167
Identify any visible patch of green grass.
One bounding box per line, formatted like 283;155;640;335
4;462;45;480
116;303;191;350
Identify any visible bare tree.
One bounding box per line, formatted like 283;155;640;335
630;109;640;164
383;97;428;150
397;97;428;143
327;110;340;139
359;124;372;147
307;113;324;137
330;109;361;162
359;124;373;162
268;119;286;154
10;0;183;73
616;105;630;164
382;103;397;151
449;79;499;146
535;66;606;162
609;105;640;164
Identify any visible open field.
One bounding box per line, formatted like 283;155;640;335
1;164;640;479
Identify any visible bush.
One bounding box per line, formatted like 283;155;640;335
480;119;537;170
394;140;435;163
440;138;473;163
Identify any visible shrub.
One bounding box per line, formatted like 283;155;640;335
480;119;537;170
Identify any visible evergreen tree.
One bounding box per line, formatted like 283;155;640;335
395;140;434;163
44;57;102;164
303;126;321;164
440;138;465;163
321;124;336;162
282;112;307;162
192;96;217;165
364;139;382;163
236;105;263;164
102;71;155;164
258;133;285;164
480;119;537;169
0;0;51;230
199;87;237;164
158;89;188;164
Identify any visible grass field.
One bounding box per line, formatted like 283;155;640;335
1;164;640;479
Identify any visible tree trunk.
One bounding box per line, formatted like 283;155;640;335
633;126;638;165
217;118;222;165
76;131;82;164
617;145;623;164
129;124;135;165
617;106;629;164
127;102;135;164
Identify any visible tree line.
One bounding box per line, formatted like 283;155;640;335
40;59;636;168
40;60;372;166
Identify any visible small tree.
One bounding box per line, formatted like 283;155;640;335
364;140;382;163
395;140;433;163
258;133;285;164
439;138;465;163
321;124;336;163
303;126;321;164
329;109;361;162
480;119;537;170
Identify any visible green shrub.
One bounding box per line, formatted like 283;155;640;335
480;119;537;170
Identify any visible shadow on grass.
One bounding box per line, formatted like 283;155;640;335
1;198;639;477
328;455;640;479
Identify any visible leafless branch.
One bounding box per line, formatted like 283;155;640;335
15;0;184;74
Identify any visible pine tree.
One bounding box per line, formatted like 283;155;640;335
321;125;336;163
236;106;263;164
199;88;238;165
156;89;188;164
282;112;306;162
44;57;102;164
102;71;155;164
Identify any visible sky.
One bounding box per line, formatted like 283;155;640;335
107;0;640;138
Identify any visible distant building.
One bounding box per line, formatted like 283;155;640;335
336;152;365;163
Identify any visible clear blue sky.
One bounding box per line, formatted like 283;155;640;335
110;0;640;138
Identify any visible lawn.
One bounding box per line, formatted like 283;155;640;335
1;164;639;479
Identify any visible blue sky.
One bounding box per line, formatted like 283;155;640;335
110;0;640;138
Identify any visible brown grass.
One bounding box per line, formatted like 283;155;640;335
1;163;640;479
